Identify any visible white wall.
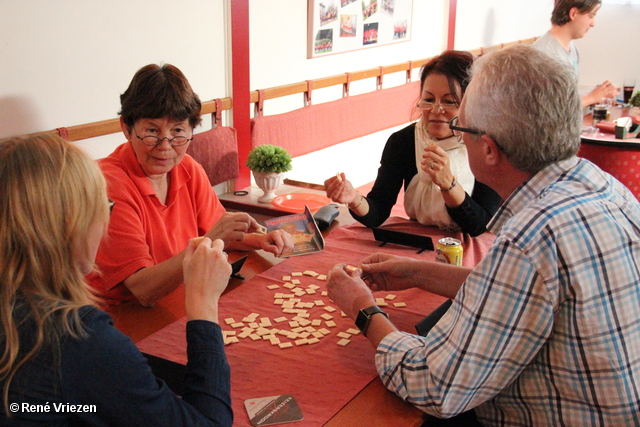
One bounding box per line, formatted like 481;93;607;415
248;0;556;186
247;0;443;187
453;0;640;97
249;0;446;115
576;3;640;94
455;0;553;50
249;0;556;97
1;0;636;169
0;0;229;159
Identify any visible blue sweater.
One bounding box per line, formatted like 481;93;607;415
1;304;232;426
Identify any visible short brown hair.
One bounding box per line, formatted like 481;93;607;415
551;0;601;25
119;64;202;130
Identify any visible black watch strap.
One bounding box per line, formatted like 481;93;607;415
355;306;388;336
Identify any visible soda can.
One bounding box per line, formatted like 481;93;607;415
435;237;463;266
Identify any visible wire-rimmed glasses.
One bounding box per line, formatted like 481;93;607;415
416;101;458;111
134;129;193;147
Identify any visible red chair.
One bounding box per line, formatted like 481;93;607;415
187;99;239;186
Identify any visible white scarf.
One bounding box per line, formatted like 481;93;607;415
404;120;475;231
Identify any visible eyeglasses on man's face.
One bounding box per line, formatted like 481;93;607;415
448;117;484;138
416;100;458;111
133;128;193;147
449;117;505;152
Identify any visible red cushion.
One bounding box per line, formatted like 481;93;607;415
187;126;239;186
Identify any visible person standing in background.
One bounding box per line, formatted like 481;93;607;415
533;0;619;107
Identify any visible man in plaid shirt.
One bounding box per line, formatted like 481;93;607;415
327;44;640;426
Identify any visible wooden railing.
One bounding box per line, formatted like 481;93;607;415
11;37;537;143
247;37;537;104
247;59;431;104
17;98;233;142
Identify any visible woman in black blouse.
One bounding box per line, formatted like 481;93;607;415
324;51;501;237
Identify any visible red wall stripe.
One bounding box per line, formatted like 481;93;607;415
231;0;251;190
447;0;457;50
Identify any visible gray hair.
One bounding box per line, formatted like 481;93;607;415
465;44;582;174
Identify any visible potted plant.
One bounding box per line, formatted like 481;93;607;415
246;144;292;203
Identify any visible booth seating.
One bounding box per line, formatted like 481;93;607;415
251;75;419;157
248;38;538;176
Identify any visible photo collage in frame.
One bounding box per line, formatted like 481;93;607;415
308;0;413;58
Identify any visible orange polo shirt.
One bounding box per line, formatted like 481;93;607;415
88;142;226;305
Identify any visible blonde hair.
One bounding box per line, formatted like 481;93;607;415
0;133;108;413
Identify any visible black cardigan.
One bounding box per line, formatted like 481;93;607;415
351;123;502;237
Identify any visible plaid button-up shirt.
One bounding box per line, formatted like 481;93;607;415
376;157;640;426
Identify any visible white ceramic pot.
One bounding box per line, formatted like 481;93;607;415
252;171;285;203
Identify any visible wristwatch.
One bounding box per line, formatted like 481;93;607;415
355;306;389;336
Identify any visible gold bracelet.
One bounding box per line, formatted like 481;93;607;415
440;176;458;192
349;193;365;209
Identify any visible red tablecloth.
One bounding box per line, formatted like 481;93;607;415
328;217;495;269
579;144;640;200
137;219;495;426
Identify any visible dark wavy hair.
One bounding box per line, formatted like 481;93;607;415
551;0;601;25
419;50;474;107
119;64;202;130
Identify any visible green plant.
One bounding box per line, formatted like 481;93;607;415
630;91;640;108
245;144;292;174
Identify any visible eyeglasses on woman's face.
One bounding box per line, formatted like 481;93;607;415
133;128;193;147
416;100;458;112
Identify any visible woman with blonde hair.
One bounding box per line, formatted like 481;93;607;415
0;134;233;425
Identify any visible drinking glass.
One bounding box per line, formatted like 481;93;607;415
592;104;607;127
602;97;615;121
623;78;636;104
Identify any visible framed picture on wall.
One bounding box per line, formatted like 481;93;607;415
308;0;413;58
